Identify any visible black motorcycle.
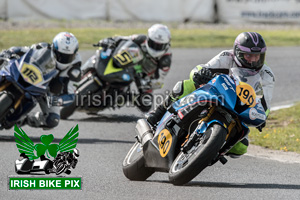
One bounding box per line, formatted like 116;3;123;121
122;68;266;185
60;40;153;119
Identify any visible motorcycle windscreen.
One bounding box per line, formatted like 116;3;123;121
18;48;58;89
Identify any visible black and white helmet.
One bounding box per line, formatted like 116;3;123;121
51;32;79;70
146;24;171;58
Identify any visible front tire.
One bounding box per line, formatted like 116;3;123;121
169;123;227;185
55;162;67;175
122;142;154;181
0;92;13;121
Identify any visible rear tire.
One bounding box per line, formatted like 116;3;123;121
169;124;227;185
122;142;154;181
60;101;76;119
60;73;102;119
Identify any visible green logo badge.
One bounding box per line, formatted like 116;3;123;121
14;124;80;175
10;125;82;190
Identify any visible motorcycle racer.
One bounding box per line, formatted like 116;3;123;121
97;24;172;112
0;32;82;129
147;32;275;157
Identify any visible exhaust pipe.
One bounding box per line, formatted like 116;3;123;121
135;119;153;146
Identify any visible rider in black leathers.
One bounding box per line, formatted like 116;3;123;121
97;24;172;112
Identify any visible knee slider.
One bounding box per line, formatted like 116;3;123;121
45;113;60;128
171;81;184;99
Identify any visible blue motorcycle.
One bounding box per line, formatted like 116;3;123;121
123;67;266;185
0;47;58;129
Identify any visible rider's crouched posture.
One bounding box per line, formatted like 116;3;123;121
98;24;172;112
0;32;82;129
147;32;275;157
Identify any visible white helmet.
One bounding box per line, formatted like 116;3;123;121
146;24;171;58
51;32;79;70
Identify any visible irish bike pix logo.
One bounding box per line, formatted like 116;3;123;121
9;124;82;190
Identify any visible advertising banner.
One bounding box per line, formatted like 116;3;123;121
217;0;300;24
0;0;215;22
4;0;107;20
109;0;215;22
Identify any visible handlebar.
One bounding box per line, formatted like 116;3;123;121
93;43;100;47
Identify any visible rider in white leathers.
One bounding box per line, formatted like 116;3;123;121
147;32;275;157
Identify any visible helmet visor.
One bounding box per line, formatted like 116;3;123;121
238;51;265;71
147;38;168;51
53;49;75;64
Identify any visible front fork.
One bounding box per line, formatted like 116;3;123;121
0;81;24;112
181;106;242;165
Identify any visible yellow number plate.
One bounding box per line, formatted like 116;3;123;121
236;82;256;107
113;50;133;66
21;63;43;85
158;129;173;158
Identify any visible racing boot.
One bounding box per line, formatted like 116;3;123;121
147;104;167;127
226;137;249;158
147;80;185;127
25;112;45;127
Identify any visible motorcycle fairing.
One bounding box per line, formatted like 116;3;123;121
173;75;237;114
143;112;179;171
173;74;266;127
102;58;135;86
94;49;135;86
1;50;58;96
0;49;58;127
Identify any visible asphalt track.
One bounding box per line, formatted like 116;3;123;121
1;47;300;200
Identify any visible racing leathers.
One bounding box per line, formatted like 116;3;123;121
99;34;172;111
0;43;82;128
148;49;275;156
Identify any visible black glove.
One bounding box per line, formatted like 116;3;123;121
98;38;116;49
0;50;20;60
0;50;11;58
0;51;12;66
256;121;266;132
193;68;214;87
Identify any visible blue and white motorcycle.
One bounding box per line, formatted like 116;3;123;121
0;47;57;129
123;67;266;185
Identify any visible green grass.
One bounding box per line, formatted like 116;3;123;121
2;27;300;50
249;103;300;153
